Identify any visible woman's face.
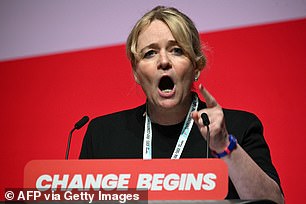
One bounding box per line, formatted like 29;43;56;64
134;20;198;110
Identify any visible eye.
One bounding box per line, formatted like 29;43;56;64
171;47;184;56
143;50;157;59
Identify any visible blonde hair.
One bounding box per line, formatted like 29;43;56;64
126;6;206;70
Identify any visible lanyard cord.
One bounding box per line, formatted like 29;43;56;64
143;94;199;160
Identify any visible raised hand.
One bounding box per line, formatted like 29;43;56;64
191;84;229;153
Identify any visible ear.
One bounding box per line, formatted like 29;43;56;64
133;70;140;84
194;70;201;81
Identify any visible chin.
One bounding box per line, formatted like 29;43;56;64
157;99;180;109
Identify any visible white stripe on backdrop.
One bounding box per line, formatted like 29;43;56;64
0;0;305;61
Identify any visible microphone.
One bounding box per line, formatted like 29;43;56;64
201;113;210;126
201;113;210;158
74;116;90;130
65;116;89;160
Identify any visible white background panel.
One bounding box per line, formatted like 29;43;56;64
0;0;306;61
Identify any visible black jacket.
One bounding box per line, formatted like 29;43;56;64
80;100;281;199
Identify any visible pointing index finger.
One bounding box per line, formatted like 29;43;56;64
199;84;218;108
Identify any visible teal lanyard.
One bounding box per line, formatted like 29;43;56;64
143;95;199;160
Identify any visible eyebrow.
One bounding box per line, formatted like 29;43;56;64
139;40;179;53
139;43;158;54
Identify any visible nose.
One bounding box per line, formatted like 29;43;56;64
158;50;171;70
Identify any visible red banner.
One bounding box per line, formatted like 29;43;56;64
24;159;228;201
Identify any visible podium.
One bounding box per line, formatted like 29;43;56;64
17;159;275;203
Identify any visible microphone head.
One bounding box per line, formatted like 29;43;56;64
201;113;210;126
74;116;89;130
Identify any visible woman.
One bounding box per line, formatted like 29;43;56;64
80;6;284;203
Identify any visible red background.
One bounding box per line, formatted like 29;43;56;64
1;19;305;203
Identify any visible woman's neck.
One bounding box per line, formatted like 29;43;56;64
147;94;193;126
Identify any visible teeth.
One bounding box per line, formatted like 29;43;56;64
162;89;172;93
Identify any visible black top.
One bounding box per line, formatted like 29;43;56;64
79;100;282;199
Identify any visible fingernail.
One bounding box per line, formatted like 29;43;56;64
190;112;194;117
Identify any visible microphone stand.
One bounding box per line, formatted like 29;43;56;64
65;127;76;160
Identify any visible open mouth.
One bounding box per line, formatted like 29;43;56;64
158;76;175;93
